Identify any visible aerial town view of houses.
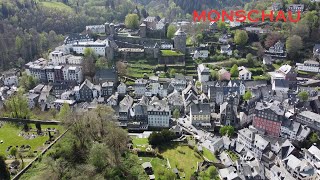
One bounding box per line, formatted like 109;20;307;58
1;0;320;179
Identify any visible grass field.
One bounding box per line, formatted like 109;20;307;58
161;145;203;179
132;137;149;151
39;1;73;13
272;63;281;70
202;147;217;162
161;50;184;56
0;123;63;156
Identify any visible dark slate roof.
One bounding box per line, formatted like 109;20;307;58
64;33;92;44
314;44;320;52
244;80;268;89
274;79;289;88
94;68;117;82
190;103;210;115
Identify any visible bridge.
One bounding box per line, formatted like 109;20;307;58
0;117;61;125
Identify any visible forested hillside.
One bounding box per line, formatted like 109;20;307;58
0;0;136;71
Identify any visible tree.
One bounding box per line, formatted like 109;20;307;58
0;154;10;180
196;33;204;44
169;69;176;77
243;90;252;101
230;64;239;78
10;147;17;159
210;70;218;80
116;61;128;76
88;143;111;172
298;91;309;102
148;130;176;146
167;25;176;39
246;53;254;67
219;126;235;137
309;132;319;144
199;166;219;179
125;14;139;29
83;48;97;79
57;103;71;121
234;30;248;46
195;81;201;88
4;92;31;119
19;72;37;91
217;21;226;31
292;21;310;40
264;32;282;48
173;109;180;119
286;35;303;57
252;42;264;58
95;57;109;69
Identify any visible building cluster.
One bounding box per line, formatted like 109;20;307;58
2;9;320;179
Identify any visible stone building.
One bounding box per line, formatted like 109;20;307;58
173;28;186;54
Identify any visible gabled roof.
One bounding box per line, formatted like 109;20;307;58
190;103;210;115
274;79;289;88
278;64;293;74
143;16;157;22
198;64;210;73
174;28;186;36
307;145;320;160
80;79;94;90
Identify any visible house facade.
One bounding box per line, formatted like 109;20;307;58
190;103;211;126
252;101;285;137
296;60;320;73
296;111;320;132
197;64;210;83
238;66;252;80
147;100;170;127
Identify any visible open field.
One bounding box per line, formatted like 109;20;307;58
0;123;63;156
202;147;217;162
161;144;202;179
39;1;73;13
132;137;149;151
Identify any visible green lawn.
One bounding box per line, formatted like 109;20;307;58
202;147;217;162
40;2;73;13
226;150;239;161
139;156;172;179
161;50;184;56
161;145;203;179
132;137;149;151
0;123;63;156
272;63;281;70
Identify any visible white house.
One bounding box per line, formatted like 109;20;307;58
2;75;18;86
193;50;209;59
238;66;252;80
197;64;210;83
66;55;83;65
220;45;232;55
67;66;83;84
296;60;320;73
117;82;127;95
72;39;108;56
272;79;289;92
50;51;66;65
134;79;148;97
147;100;170;127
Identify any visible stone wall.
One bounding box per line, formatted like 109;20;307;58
159;55;185;65
114;35;172;48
